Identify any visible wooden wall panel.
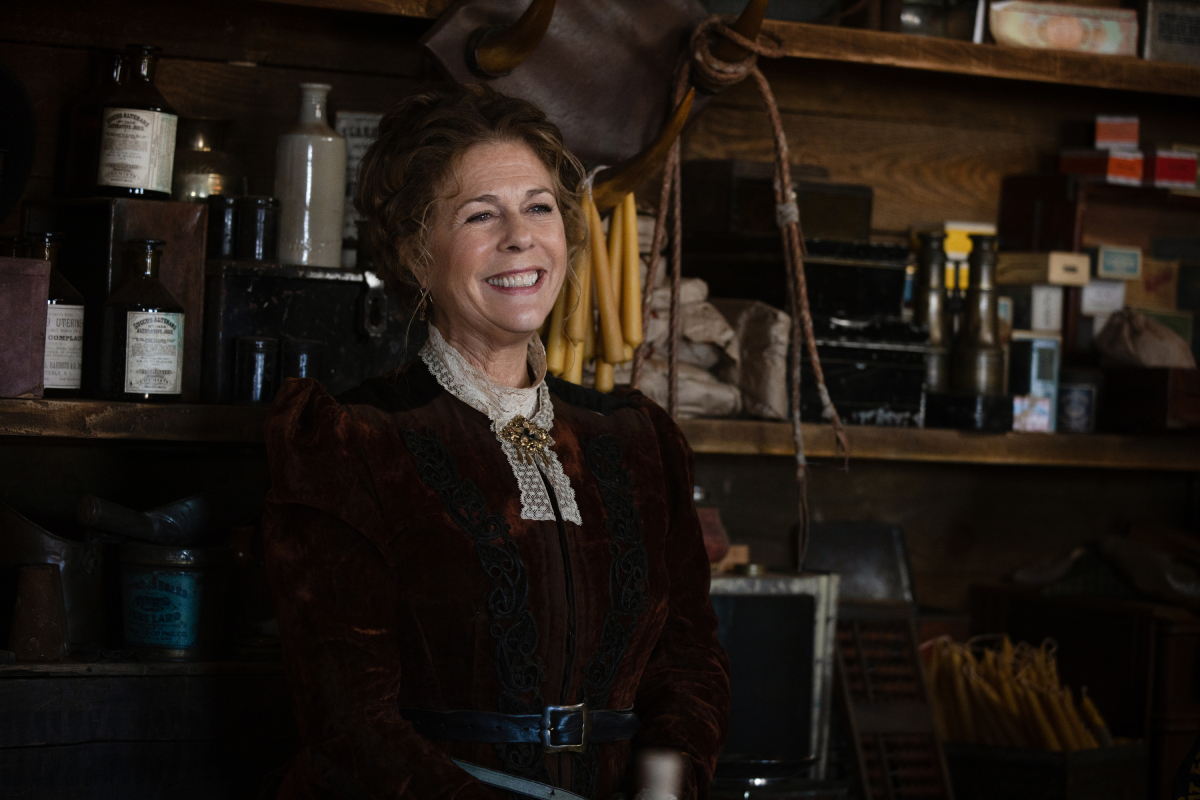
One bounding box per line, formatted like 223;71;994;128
7;0;431;76
695;453;1195;611
683;59;1200;235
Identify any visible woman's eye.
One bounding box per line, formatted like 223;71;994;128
529;204;553;215
466;211;492;223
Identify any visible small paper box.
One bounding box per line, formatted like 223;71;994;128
1060;150;1144;186
0;257;52;398
1095;116;1139;150
1089;244;1142;281
996;251;1090;286
1013;395;1053;432
1080;279;1126;315
1144;150;1199;190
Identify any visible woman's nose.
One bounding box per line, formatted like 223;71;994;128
501;212;535;251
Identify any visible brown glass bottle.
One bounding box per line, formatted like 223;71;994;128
62;50;126;198
96;45;178;200
950;234;1005;396
31;233;86;398
916;231;950;393
102;240;185;402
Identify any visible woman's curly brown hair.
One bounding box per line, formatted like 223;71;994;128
356;82;587;305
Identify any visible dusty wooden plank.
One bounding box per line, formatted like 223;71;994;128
0;400;268;442
764;20;1200;98
679;418;1200;471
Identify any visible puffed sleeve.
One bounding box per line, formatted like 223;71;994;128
627;397;731;800
263;379;503;800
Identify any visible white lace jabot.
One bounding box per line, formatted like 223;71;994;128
420;325;582;525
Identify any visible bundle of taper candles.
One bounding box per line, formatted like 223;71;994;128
544;190;643;393
926;636;1113;751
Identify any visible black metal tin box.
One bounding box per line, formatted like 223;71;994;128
202;260;411;403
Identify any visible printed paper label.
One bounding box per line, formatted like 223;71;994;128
123;570;202;649
125;311;184;394
44;304;84;389
98;107;178;193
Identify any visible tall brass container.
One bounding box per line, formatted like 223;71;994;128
916;232;950;393
951;234;1004;395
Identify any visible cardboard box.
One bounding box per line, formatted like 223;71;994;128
1144;150;1199;189
1060;150;1144;186
1010;332;1061;432
1081;280;1127;315
1001;284;1064;332
996;251;1090;286
1143;0;1200;65
1095;116;1139;151
1089;245;1142;281
0;257;52;398
1125;257;1179;311
990;1;1139;55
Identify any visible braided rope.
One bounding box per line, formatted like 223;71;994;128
631;15;850;565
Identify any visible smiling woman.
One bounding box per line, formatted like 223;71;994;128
261;83;729;800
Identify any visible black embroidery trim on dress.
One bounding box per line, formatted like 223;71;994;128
402;427;548;782
572;434;648;798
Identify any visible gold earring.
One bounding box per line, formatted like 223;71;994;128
417;288;430;322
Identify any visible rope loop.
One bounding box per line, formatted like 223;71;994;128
689;16;784;91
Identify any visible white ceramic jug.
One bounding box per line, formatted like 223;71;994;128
275;83;347;268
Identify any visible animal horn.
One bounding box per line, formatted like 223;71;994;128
467;0;557;78
713;0;769;63
590;89;695;212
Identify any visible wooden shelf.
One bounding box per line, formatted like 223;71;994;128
0;660;283;678
765;21;1200;98
0;399;269;443
679;419;1200;471
4;400;1198;470
255;1;1200;97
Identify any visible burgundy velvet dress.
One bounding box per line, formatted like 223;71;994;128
262;356;730;800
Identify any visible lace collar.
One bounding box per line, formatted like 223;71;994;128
420;325;582;525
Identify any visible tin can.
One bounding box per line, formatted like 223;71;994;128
121;542;232;660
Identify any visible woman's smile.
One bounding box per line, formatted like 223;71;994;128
484;267;544;291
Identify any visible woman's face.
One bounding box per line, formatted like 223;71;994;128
425;139;569;347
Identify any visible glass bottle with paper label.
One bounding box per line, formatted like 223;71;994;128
31;233;85;398
101;240;185;402
96;44;178;200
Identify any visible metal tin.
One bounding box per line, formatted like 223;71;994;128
0;503;106;650
120;542;233;661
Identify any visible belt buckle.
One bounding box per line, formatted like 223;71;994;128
540;702;589;753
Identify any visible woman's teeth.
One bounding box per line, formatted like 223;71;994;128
486;272;539;289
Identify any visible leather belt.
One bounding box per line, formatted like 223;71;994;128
399;703;640;753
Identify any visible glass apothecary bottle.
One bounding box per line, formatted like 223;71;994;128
96;44;178;200
275;83;346;268
63;50;126;198
172;118;244;202
101;240;185;402
31;233;86;398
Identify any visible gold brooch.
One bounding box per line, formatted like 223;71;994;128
499;415;552;467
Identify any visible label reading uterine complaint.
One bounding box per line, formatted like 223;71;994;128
97;108;178;193
44;305;84;389
125;311;184;394
123;570;202;649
